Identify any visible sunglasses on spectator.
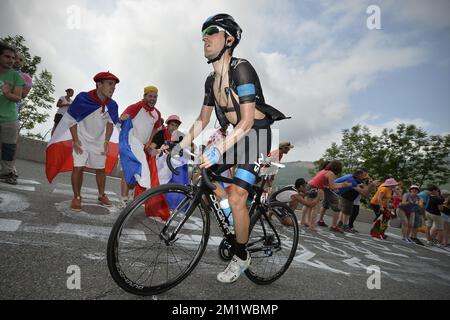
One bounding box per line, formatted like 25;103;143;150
202;25;230;37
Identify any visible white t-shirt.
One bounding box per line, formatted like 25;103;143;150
78;108;114;155
131;108;160;145
57;96;72;115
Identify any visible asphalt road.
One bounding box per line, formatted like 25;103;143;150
1;159;449;300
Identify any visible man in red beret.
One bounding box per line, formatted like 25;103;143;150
46;71;120;212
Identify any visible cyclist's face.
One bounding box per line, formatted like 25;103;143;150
203;31;226;59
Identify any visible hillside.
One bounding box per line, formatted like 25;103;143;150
272;160;315;188
272;160;450;192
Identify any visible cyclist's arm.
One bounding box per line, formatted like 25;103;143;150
179;105;213;150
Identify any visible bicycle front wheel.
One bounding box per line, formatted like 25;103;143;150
107;184;209;296
245;202;299;284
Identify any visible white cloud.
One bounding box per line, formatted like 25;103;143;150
2;0;445;160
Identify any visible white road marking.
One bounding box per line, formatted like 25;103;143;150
0;191;30;213
293;248;351;276
22;222;146;242
83;253;106;261
0;184;35;192
17;179;41;185
84;171;122;180
0;218;22;232
52;189;120;202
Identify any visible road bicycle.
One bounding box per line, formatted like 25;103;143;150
107;150;299;295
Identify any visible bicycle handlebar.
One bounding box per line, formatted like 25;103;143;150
166;149;216;190
165;151;180;176
165;149;285;192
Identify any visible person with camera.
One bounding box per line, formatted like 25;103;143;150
302;161;352;232
269;178;320;226
332;168;380;233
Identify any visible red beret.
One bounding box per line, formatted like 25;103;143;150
93;72;120;83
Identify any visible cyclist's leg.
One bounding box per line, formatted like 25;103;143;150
217;165;255;283
210;163;235;200
229;165;258;245
217;124;271;283
229;124;271;248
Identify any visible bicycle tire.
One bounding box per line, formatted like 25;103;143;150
107;184;210;296
245;201;299;285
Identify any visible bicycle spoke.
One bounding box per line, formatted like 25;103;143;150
107;185;209;295
245;203;298;284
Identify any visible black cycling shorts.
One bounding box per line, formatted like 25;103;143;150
211;119;272;193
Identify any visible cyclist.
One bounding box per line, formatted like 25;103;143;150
175;13;288;283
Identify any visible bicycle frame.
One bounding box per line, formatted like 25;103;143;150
160;152;283;248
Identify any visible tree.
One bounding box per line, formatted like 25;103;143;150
1;35;55;140
319;124;450;187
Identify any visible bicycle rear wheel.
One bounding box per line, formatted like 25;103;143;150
245;202;299;284
107;184;209;296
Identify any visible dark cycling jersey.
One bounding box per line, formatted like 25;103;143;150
203;57;278;192
203;57;287;129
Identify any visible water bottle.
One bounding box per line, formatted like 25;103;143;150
220;199;234;226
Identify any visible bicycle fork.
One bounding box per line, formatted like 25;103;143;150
159;190;201;245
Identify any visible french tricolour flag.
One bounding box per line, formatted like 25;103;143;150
119;120;189;220
45;91;119;183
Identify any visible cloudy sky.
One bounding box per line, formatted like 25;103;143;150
1;0;449;161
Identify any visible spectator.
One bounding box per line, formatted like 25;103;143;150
268;141;294;163
12;50;33;179
151;115;182;150
262;141;294;199
396;185;423;244
333;168;379;233
348;194;361;232
0;43;24;185
302;161;352;232
13;50;32;114
393;185;403;213
68;72;120;211
51;88;74;136
269;178;320;226
410;186;435;246
118;86;163;209
315;160;330;227
424;186;444;247
442;195;450;248
370;178;399;221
